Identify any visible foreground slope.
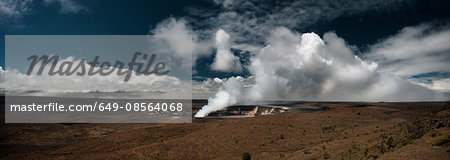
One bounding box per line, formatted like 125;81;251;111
1;102;449;159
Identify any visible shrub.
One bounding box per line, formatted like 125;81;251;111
431;132;437;137
322;150;331;159
304;149;312;154
432;135;450;146
407;119;426;139
242;152;251;160
386;136;395;149
363;148;369;157
321;125;336;133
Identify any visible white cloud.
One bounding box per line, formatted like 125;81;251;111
0;0;32;22
426;78;450;92
373;25;447;57
190;0;414;51
44;0;88;14
409;78;450;93
0;0;87;25
0;57;191;99
211;29;242;72
366;23;450;93
245;28;405;101
149;18;213;65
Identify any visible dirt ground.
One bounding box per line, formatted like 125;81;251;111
1;101;449;160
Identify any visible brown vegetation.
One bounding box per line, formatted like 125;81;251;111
1;102;449;159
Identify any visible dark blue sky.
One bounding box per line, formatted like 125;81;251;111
1;0;450;79
0;0;213;68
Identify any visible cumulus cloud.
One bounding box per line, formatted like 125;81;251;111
192;76;254;97
0;57;191;99
246;28;333;100
193;77;223;94
247;28;437;101
149;18;213;65
366;23;450;93
195;27;442;117
211;29;242;72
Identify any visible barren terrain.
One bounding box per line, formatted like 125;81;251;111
1;99;449;159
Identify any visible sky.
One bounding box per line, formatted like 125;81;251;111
1;0;450;103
